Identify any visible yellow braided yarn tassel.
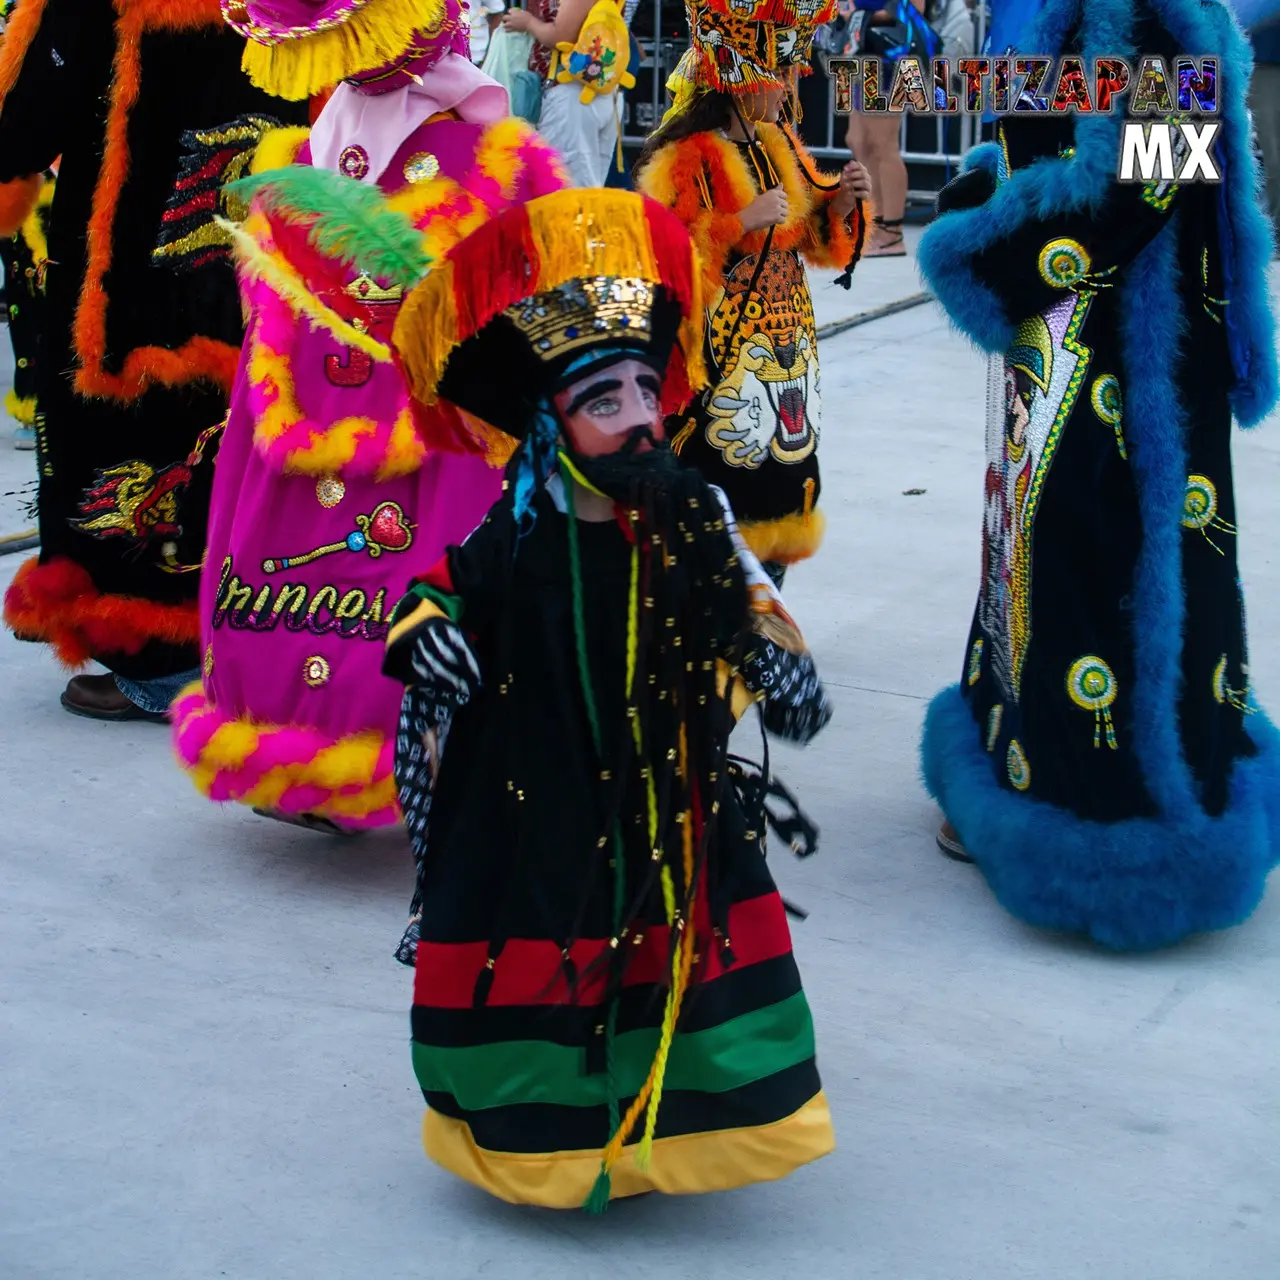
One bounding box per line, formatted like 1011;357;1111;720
636;726;696;1169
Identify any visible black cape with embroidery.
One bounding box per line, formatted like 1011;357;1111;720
0;0;305;678
917;0;1280;949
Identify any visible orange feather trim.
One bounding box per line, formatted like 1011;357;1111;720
0;174;43;239
637;122;861;277
113;0;224;21
736;508;826;567
0;0;50;107
71;1;238;403
3;556;199;669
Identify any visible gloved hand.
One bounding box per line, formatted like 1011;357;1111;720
739;635;834;745
935;165;996;215
409;616;482;710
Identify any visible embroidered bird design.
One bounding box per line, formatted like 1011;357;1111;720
69;459;193;542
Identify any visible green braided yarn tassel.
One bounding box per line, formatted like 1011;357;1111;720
584;1166;613;1214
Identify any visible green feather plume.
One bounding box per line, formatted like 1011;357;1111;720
228;166;432;289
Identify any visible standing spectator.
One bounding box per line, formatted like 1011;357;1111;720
503;0;622;186
471;0;507;64
844;0;929;256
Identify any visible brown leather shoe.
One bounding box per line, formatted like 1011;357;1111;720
936;819;974;863
60;674;168;723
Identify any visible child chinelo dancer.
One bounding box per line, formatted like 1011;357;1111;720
634;0;871;586
379;187;837;1208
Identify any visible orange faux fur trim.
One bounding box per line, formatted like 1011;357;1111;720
111;0;224;25
0;0;50;107
737;508;827;567
637;123;862;287
3;555;199;669
72;0;237;402
0;174;43;238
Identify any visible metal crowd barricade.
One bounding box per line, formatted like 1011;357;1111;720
621;0;991;205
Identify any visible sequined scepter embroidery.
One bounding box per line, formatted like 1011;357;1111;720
261;501;414;573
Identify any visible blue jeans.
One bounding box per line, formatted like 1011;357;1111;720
113;668;198;715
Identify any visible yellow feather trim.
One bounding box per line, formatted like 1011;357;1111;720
737;508;826;566
203;721;262;769
224;215;392;362
5;389;36;425
239;0;452;100
249;126;312;175
473;116;534;204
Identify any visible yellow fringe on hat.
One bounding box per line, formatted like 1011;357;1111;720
240;0;451;100
395;189;707;410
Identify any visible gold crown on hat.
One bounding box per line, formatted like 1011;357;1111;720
504;277;656;362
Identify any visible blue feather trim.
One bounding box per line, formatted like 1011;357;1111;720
922;685;1280;950
917;0;1277;424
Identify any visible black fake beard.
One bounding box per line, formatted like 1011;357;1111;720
566;426;683;505
569;426;749;658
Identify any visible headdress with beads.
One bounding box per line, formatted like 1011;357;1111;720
392;188;708;442
666;0;836;103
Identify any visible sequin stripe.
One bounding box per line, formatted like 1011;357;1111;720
171;686;400;825
245;278;425;479
412;891;795;1009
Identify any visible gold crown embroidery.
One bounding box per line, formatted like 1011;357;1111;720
504;276;655;361
345;274;405;304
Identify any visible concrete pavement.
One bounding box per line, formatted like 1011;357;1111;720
0;265;1277;1280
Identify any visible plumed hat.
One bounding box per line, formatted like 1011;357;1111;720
222;0;468;99
392;189;709;439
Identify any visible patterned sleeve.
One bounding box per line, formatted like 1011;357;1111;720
710;487;833;743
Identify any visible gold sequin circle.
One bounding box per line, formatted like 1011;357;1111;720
303;655;331;688
403;151;440;185
316;475;346;508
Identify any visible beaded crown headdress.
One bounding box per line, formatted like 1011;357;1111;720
670;0;836;99
392;189;709;441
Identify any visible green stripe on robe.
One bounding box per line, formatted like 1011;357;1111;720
412;991;816;1112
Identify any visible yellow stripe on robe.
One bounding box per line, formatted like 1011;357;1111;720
422;1090;835;1208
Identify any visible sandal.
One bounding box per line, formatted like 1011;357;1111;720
863;216;907;258
936;820;974;863
252;807;357;836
